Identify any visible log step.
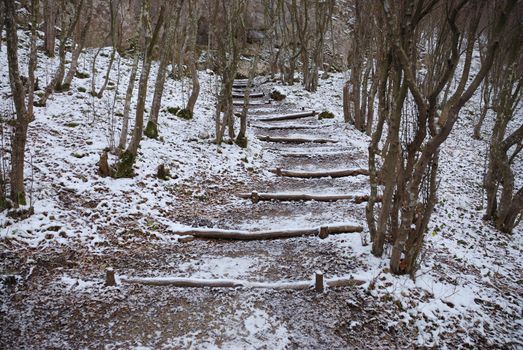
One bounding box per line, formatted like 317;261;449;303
169;223;362;240
257;110;316;122
257;135;338;144
238;191;374;203
251;123;328;130
279;151;354;158
270;167;369;178
120;275;366;289
233;100;271;106
233;82;249;88
232;92;264;99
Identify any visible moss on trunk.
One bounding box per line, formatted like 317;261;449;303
235;135;248;148
177;108;193;120
114;151;136;178
13;191;26;206
144;120;158;139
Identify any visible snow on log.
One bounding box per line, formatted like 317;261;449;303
232;92;264;98
233;100;270;106
233;82;249;88
251;123;327;130
238;191;375;204
257;110;316;122
120;277;314;289
325;277;366;287
119;275;366;289
171;223;363;240
257;135;338;144
269;167;369;178
121;277;244;287
279;150;353;158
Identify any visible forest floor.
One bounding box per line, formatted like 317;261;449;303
1;40;523;349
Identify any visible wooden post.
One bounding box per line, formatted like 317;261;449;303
105;267;116;287
315;271;324;293
318;226;329;239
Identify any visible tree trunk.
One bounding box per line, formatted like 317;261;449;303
186;0;199;113
43;0;56;57
115;2;165;177
62;3;92;90
4;0;38;206
146;1;184;139
117;53;139;151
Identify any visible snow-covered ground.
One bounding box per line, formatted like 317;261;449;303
0;30;522;349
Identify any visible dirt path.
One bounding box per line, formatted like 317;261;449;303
0;79;420;349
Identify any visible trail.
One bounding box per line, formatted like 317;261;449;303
0;78;414;349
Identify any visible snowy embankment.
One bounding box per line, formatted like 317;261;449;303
0;33;264;247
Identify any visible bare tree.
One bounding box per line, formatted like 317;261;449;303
145;1;184;139
37;0;84;106
344;0;379;133
213;0;247;145
483;14;523;233
117;42;140;152
365;0;516;276
3;0;39;207
61;1;93;90
114;0;165;177
0;1;5;52
185;0;200;114
90;0;119;98
43;0;56;57
236;54;258;148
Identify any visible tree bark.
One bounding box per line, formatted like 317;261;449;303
4;0;38;206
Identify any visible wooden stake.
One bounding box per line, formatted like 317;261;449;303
315;271;324;293
105;267;116;287
251;191;260;203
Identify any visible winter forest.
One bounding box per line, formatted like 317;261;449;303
0;0;522;348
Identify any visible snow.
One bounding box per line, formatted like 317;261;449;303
0;29;522;349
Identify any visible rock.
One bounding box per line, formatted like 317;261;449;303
318;111;335;120
270;90;286;101
157;164;171;180
198;131;210;140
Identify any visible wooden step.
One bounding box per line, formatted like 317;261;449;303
232;92;264;99
257;110;316;122
269;167;369;178
238;191;376;203
167;223;363;240
233;101;271;107
257;135;338;144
